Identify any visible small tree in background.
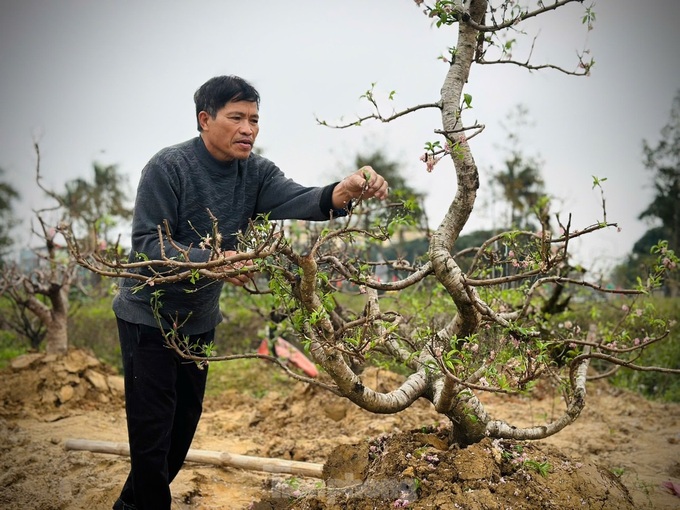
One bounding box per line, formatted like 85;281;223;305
0;145;131;354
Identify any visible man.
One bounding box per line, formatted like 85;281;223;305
111;75;388;510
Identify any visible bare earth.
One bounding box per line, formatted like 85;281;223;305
1;350;679;510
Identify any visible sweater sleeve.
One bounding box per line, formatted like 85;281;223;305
253;162;348;221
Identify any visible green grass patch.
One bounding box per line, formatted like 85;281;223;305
0;329;27;369
571;296;680;402
2;284;678;404
608;299;680;402
204;357;294;399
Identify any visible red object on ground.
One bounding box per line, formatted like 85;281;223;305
661;480;680;497
256;337;319;378
257;339;270;356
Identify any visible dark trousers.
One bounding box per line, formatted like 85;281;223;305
113;319;212;510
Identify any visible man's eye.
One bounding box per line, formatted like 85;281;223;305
251;119;259;125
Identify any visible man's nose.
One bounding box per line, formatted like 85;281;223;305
239;119;253;134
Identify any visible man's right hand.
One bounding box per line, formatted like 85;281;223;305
218;250;255;286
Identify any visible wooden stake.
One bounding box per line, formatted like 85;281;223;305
64;438;324;478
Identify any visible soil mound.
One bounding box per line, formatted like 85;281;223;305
0;353;679;509
252;429;635;510
0;349;124;418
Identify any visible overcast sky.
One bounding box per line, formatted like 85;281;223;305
1;0;679;271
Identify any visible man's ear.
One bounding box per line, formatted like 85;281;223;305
198;111;211;131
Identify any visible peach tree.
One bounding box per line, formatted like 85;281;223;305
62;0;678;445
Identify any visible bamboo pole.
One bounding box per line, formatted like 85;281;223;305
64;438;324;478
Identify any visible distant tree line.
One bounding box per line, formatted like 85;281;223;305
612;89;680;296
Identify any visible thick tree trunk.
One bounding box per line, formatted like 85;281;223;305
47;286;69;354
25;285;70;355
428;0;488;441
44;311;69;355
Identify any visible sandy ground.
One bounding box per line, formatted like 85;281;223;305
1;350;679;509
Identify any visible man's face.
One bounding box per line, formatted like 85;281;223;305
198;100;259;162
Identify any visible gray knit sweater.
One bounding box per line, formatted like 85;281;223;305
112;136;342;334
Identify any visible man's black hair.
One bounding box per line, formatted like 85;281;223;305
194;75;260;131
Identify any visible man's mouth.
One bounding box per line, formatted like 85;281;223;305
235;140;252;149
